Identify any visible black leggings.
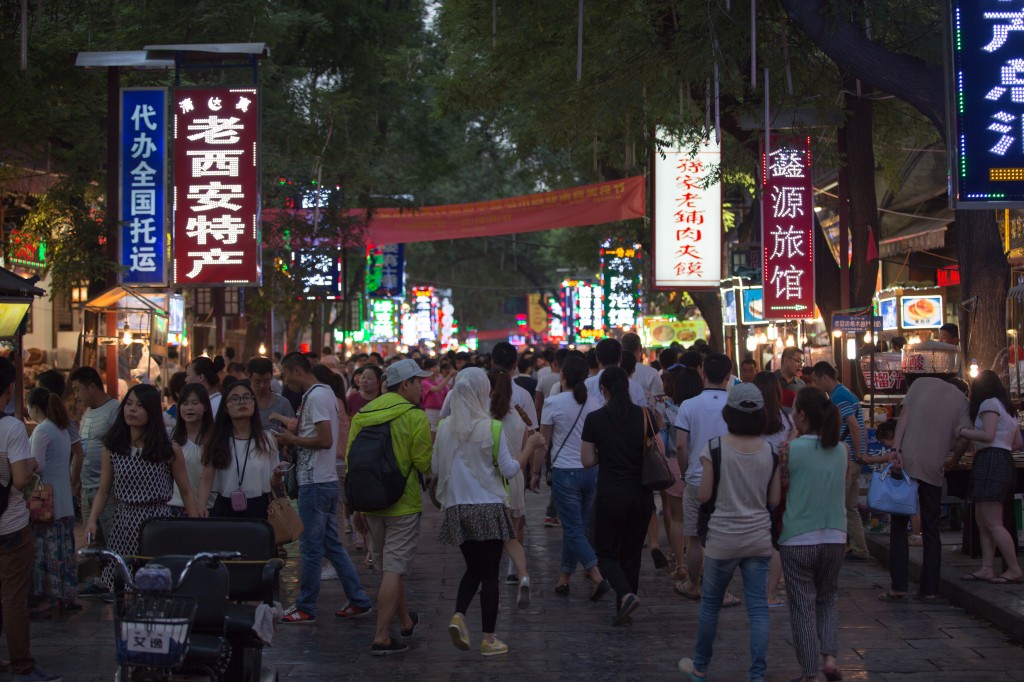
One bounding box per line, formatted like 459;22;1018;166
456;540;503;633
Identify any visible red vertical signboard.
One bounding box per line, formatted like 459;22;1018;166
761;136;814;319
173;87;261;286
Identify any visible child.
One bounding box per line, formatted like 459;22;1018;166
868;419;922;545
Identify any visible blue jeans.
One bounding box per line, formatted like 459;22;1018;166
694;555;771;682
296;481;372;616
552;467;598;574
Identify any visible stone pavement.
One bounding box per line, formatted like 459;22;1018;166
17;491;1024;682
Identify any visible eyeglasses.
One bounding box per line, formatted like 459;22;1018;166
785;355;804;364
227;395;255;405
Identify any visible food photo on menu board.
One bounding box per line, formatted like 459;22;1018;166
900;295;943;329
879;298;898;331
741;288;767;325
723;290;737;326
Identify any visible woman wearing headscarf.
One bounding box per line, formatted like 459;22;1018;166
433;368;542;657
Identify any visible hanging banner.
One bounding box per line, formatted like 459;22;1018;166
949;1;1024;207
366;243;405;298
651;130;722;290
601;243;641;329
173;86;261;285
264;176;645;245
120;88;167;285
761;136;815;319
527;293;548;335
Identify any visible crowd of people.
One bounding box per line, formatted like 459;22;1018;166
0;331;1016;680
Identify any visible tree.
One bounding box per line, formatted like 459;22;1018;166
781;0;1007;369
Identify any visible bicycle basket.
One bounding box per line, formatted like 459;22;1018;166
113;592;197;668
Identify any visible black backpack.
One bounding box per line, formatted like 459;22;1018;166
345;406;416;512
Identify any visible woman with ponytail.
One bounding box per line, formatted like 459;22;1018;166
186;355;226;415
580;366;657;626
778;387;848;682
27;387;78;616
540;356;609;600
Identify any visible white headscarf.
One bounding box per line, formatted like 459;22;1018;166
432;367;498;508
443;367;493;446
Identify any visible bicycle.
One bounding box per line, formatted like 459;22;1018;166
78;547;241;682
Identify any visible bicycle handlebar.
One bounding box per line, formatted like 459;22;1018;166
76;547;243;591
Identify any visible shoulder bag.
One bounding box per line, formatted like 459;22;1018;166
546;404;585;486
640;408;675;490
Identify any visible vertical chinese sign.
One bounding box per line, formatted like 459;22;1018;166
121;88;167;285
173;87;260;285
651;130;722;289
366;244;405;298
761;137;815;319
601;243;641;329
949;1;1024;206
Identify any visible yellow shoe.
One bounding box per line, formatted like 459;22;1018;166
480;637;509;657
448;613;470;651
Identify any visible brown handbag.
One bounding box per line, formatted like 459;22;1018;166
267;487;303;545
640;408;675;490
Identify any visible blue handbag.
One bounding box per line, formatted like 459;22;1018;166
867;464;919;516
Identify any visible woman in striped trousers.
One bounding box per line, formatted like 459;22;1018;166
778;387;848;682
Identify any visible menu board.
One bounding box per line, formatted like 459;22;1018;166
723;289;737;326
741;288;767;325
879;298;898;331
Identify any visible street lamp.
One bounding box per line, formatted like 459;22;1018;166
71;285;89;305
121;322;133;346
258;342;267;356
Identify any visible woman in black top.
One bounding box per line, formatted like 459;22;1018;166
580;366;656;627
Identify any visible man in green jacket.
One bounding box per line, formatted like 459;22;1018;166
347;359;433;655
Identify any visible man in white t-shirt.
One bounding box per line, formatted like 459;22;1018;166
621;333;664;401
535;348;567;423
674;353;733;599
584;338;648;408
0;357;60;681
276;352;373;625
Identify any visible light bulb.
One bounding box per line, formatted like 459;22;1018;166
846;338;857;360
969;359;980;378
832;329;843;339
258;343;267;356
863;330;872;343
121;324;133;346
786;335;796;347
774;338;784;351
181;336;189;348
766;325;779;341
746;336;758;352
757;332;768;344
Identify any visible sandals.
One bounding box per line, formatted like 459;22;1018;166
721;593;742;608
988;575;1024;584
961;570;993;582
675;580;701;600
877;590;907;602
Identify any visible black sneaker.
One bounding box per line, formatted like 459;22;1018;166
505;573;518;585
371;635;409;656
651;548;669;570
613;593;640;627
844;551;868;562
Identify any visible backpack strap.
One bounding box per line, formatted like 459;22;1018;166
490;420;509;494
707;437;723;512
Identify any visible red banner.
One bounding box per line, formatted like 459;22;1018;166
761;136;815;319
263;176;644;246
173;87;261;286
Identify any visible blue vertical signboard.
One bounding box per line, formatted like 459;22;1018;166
120;88;167;284
366;244;405;298
950;2;1024;207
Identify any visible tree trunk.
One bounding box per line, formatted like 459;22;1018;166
691;290;724;353
842;78;882;310
957;210;1009;371
814;213;841;326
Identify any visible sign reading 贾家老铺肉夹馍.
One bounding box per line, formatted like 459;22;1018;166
120;88;167;285
172;87;260;286
948;1;1024;207
651;129;722;290
761;136;815;320
366;243;405;299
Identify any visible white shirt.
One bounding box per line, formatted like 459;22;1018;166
976;398;1019;450
208;391;222;417
541;392;593;469
296;384;339;485
584;368;649;408
536;372;561;406
674;388;729;485
0;415;32;535
169;439;216;509
432;430;519;507
211;435;280;498
632;363;664;401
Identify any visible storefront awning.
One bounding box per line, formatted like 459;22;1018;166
84;287;167;313
879;215;952;258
